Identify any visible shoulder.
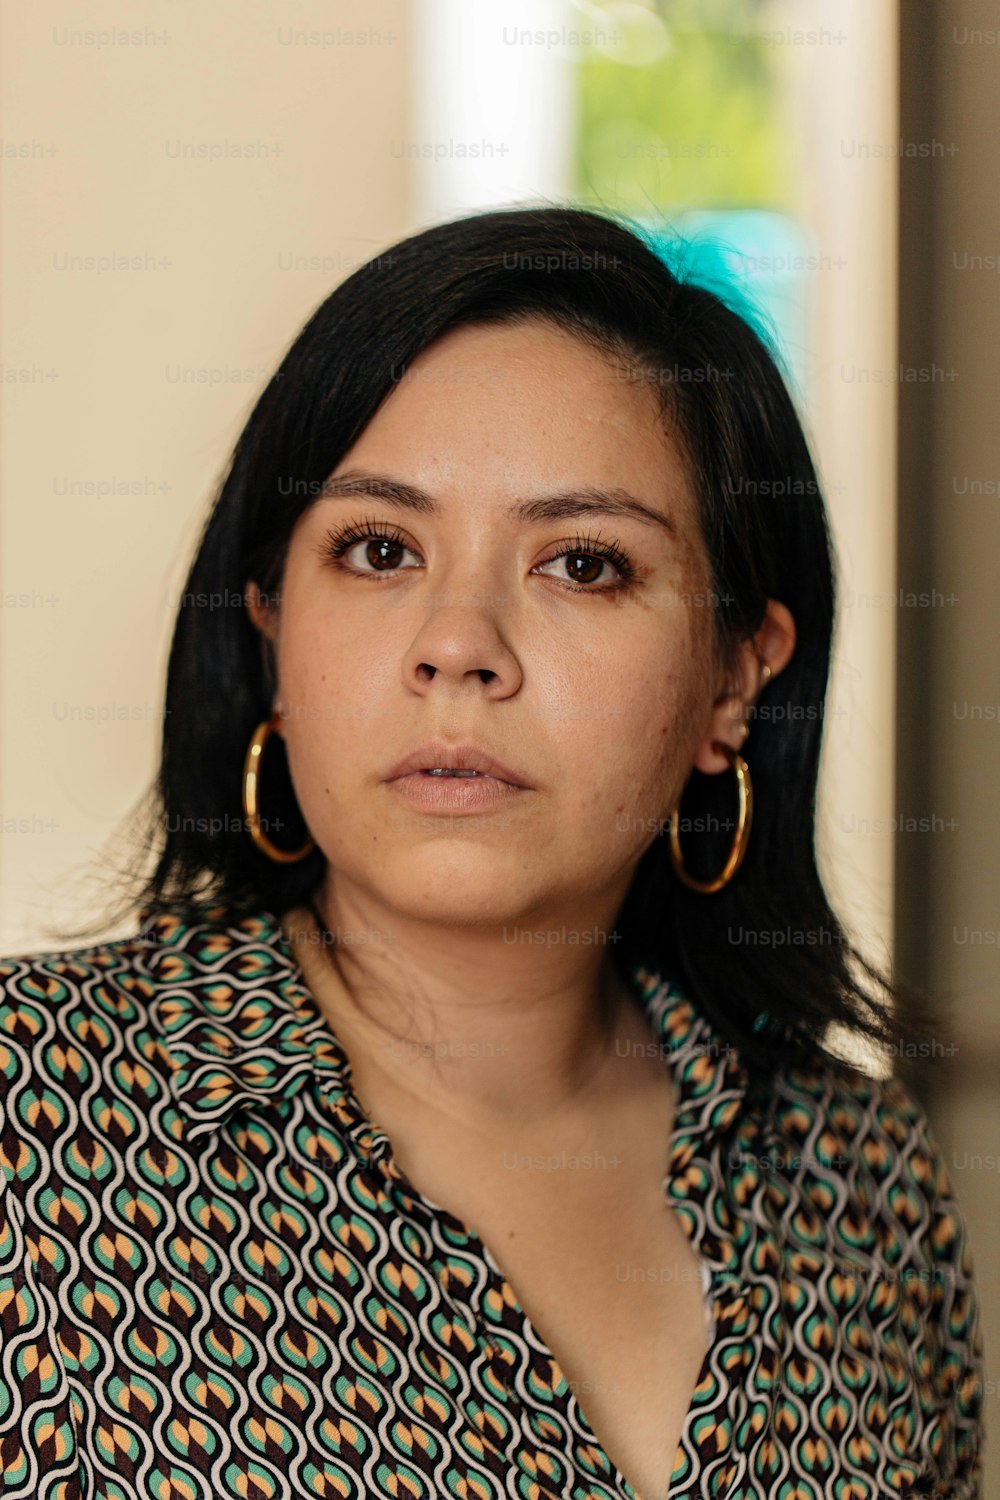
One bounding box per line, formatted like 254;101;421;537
767;1052;940;1163
754;1058;984;1484
0;903;283;1097
769;1056;947;1185
765;1057;955;1219
0;926;157;1053
0;926;165;1179
762;1056;979;1315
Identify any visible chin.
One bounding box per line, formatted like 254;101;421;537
372;853;548;927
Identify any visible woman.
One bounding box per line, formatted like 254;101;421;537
0;206;983;1499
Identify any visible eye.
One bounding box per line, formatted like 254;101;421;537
318;516;421;578
535;532;637;593
316;518;638;594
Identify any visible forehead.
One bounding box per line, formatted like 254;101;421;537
338;317;697;524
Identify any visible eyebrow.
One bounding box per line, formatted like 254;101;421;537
317;470;677;535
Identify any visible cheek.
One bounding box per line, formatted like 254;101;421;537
627;674;707;808
276;588;395;717
557;631;712;817
272;609;386;816
639;596;720;773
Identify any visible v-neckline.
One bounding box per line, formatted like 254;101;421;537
418;1191;724;1500
276;906;749;1499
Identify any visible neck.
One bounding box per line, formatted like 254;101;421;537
280;873;654;1133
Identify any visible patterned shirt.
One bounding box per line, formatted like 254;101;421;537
0;903;984;1500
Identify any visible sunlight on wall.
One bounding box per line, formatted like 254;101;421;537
409;0;577;222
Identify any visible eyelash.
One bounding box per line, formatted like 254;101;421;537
317;514;638;594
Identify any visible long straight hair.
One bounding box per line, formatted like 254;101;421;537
64;204;936;1086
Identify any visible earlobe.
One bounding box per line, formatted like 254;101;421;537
691;727;747;776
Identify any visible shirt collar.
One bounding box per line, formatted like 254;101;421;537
135;904;751;1168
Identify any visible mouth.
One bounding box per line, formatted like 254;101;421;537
407;767;524;790
384;744;532;789
418;768;500;780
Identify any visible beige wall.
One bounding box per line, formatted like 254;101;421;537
897;0;1000;1487
786;0;900;1064
0;0;412;948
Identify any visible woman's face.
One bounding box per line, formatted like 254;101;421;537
248;317;768;930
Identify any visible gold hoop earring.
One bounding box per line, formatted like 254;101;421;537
668;741;753;893
242;713;316;864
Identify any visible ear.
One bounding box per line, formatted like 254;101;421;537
691;598;797;774
246;579;279;642
245;579;284;723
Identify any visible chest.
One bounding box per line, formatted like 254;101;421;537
475;1175;712;1500
362;1089;713;1500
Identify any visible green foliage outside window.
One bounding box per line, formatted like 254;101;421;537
572;0;796;216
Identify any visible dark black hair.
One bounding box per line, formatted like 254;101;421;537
62;203;937;1087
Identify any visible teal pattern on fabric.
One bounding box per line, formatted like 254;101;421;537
0;905;984;1498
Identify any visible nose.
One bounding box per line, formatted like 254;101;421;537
400;605;523;700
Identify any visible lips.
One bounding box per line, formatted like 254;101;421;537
384;742;530;788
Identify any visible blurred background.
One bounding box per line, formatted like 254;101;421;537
1;0;996;1479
